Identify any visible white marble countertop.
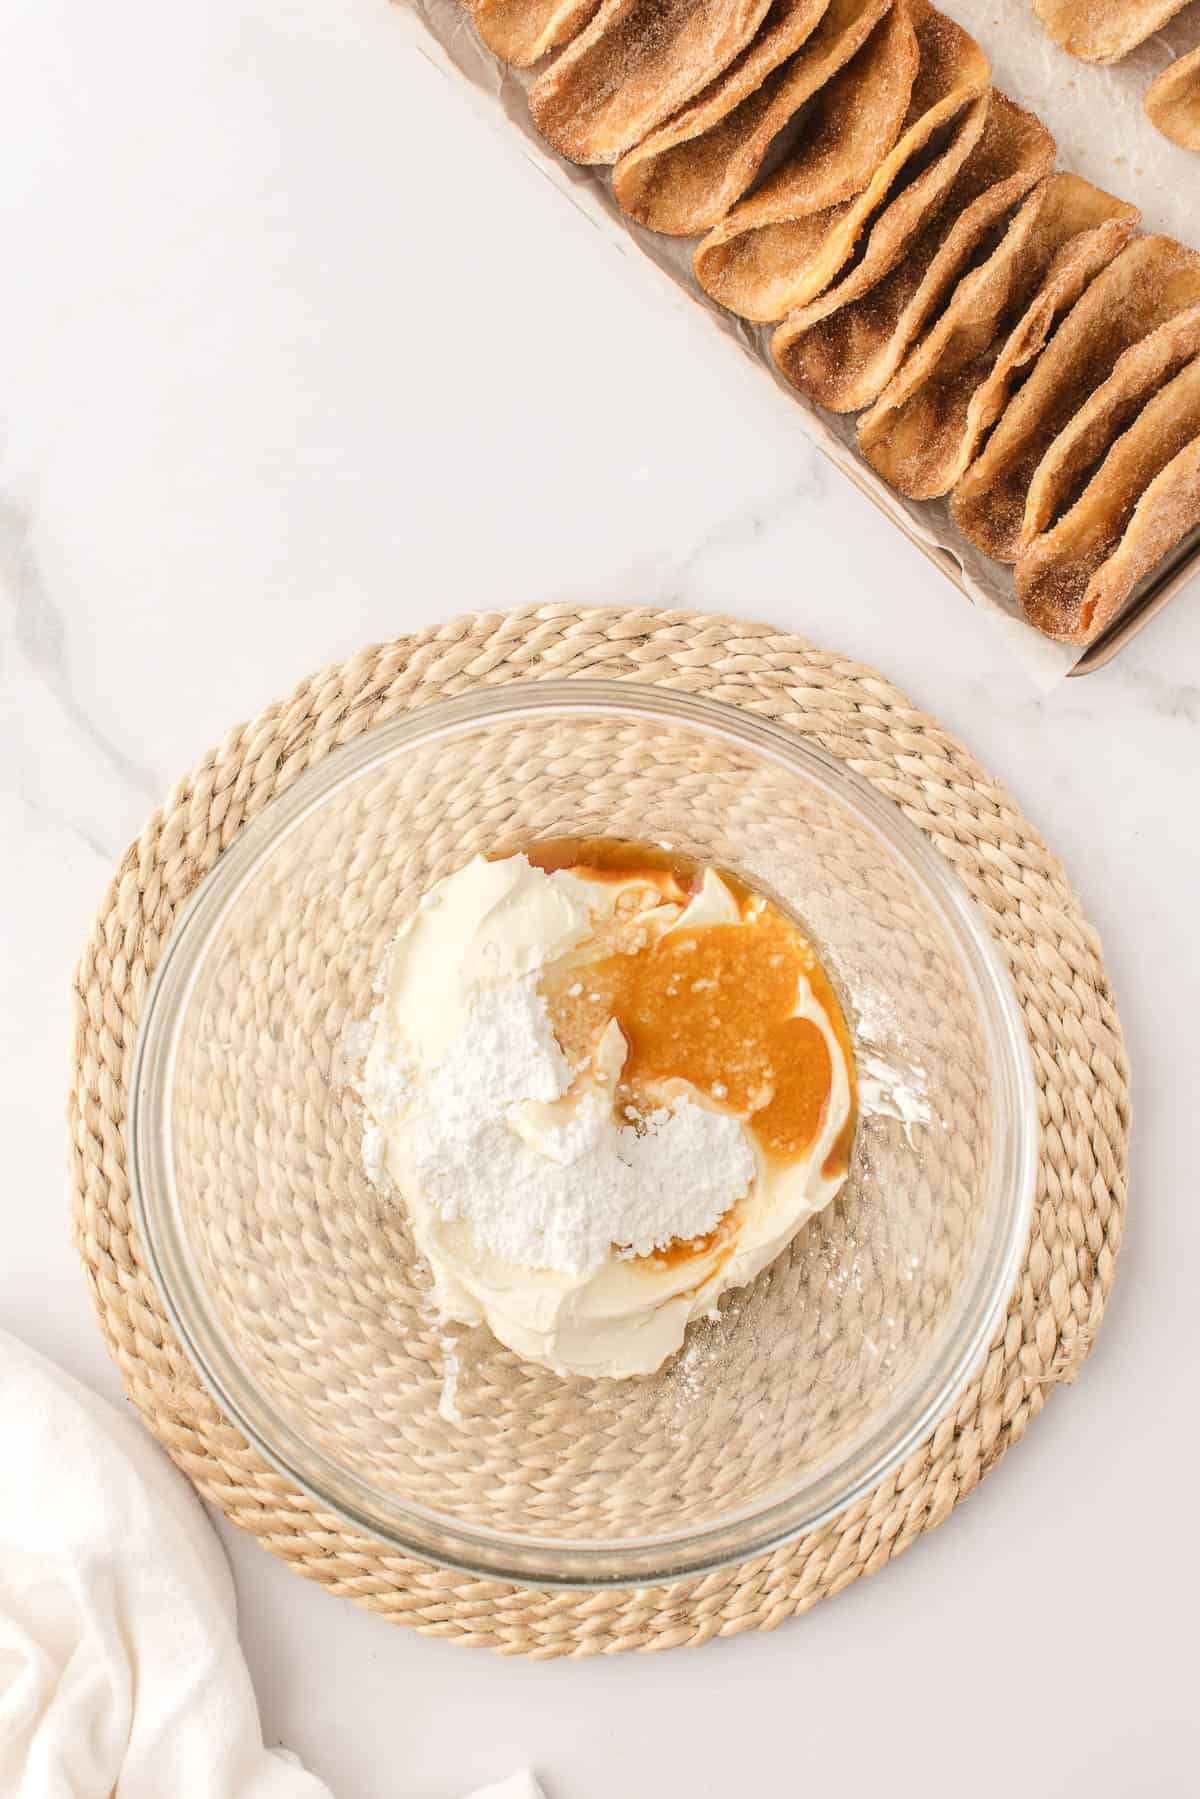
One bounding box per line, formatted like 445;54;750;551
2;1;1197;1794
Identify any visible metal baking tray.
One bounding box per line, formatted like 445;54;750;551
834;455;1200;675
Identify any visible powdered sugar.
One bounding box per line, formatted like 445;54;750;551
361;1119;387;1189
368;975;755;1277
857;1050;933;1146
331;1017;373;1091
437;1335;464;1425
433;977;570;1112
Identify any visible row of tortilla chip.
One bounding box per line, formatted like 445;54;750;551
463;0;1200;645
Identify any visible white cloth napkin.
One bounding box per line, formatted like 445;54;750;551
0;1329;543;1799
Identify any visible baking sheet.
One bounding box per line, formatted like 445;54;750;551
397;0;1200;686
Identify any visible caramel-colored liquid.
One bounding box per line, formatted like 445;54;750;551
525;837;857;1181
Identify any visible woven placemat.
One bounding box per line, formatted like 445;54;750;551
70;604;1129;1655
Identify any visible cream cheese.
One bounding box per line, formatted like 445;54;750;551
361;852;853;1379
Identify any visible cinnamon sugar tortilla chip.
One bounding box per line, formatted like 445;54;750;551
771;92;1052;410
612;0;887;238
1032;0;1192;64
857;174;1137;499
528;0;774;164
1071;435;1200;640
690;1;917;317
1016;359;1200;642
466;0;601;67
694;1;991;323
761;88;990;346
1023;304;1200;547
951;237;1200;560
1145;45;1200;151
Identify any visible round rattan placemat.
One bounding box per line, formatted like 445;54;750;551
70;604;1129;1655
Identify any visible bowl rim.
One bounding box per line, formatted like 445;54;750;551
129;678;1039;1588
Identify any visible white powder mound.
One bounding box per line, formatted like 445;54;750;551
376;977;754;1276
412;978;572;1125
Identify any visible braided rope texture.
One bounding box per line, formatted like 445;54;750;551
69;605;1129;1656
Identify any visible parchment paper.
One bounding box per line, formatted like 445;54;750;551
397;0;1200;686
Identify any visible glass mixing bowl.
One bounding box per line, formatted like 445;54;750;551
130;681;1037;1586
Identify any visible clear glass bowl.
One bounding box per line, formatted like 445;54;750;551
130;681;1037;1587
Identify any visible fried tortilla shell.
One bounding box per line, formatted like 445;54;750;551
761;88;990;357
951;237;1200;559
772;92;1053;410
1022;304;1200;548
612;0;888;237
528;0;774;164
1032;0;1192;63
691;1;917;317
857;174;1137;499
1067;435;1200;639
466;0;602;67
694;1;991;323
1016;358;1200;641
1145;45;1200;151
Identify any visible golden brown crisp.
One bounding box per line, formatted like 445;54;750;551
762;90;990;356
771;93;1053;411
465;0;602;67
1022;305;1200;548
612;0;889;238
693;1;991;322
1145;45;1200;151
1032;0;1192;63
856;174;1137;499
951;237;1200;560
1016;359;1200;642
528;0;774;165
689;1;917;317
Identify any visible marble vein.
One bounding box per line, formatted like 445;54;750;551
0;497;160;805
